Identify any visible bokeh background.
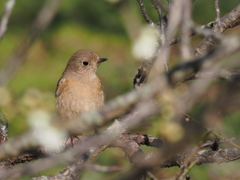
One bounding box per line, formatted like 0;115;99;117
0;0;240;179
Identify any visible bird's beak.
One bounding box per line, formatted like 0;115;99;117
98;58;108;64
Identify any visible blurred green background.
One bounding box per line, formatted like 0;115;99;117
0;0;240;179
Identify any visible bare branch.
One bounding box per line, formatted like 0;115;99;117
169;21;214;46
160;147;240;168
151;0;166;45
0;0;16;41
228;19;240;28
180;0;193;60
136;0;154;26
182;70;240;83
0;112;8;143
118;136;240;180
0;132;161;179
195;4;240;56
0;0;61;86
85;164;123;172
117;145;240;180
214;0;221;26
168;35;240;85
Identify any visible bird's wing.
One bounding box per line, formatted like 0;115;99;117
55;78;69;97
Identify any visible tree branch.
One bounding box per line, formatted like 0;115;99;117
0;0;16;41
136;0;154;26
0;0;61;86
195;4;240;56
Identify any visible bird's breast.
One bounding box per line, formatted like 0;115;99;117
56;78;104;120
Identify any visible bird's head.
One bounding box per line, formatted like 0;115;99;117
65;49;108;75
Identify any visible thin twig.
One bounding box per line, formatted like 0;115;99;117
151;0;164;38
169;21;214;46
0;0;16;41
0;112;8;143
136;0;154;26
151;0;169;72
214;0;221;27
183;112;240;149
147;171;159;180
176;161;197;180
180;0;193;60
86;164;123;172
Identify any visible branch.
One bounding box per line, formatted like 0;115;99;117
46;145;108;180
85;164;123;172
167;35;240;85
182;70;240;83
151;0;166;45
228;19;240;28
136;0;154;26
116;137;240;180
0;133;161;179
0;0;61;86
180;0;193;60
0;0;16;41
169;22;214;46
159;147;240;168
195;4;240;56
0;112;8;143
214;0;221;26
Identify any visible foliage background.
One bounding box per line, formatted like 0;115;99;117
0;0;239;179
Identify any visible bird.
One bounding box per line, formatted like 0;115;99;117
55;49;107;144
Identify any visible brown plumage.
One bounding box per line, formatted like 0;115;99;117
55;49;107;135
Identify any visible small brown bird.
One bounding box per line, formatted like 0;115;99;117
55;49;107;139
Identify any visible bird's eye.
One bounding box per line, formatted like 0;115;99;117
82;61;89;66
